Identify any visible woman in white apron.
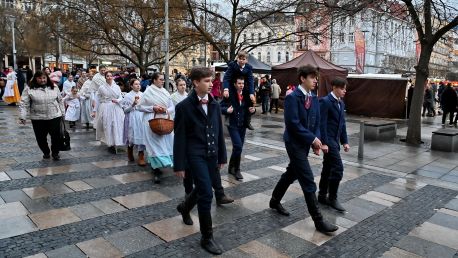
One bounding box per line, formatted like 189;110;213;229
80;72;94;129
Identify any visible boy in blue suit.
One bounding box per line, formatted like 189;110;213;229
223;51;256;130
174;67;227;255
221;76;256;180
269;65;338;233
318;77;350;212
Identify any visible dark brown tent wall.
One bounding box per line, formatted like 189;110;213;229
345;77;408;118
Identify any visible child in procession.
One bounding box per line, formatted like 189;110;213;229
63;86;81;128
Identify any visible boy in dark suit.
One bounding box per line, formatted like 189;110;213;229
269;65;338;233
221;76;256;180
318;78;350;212
174;67;226;255
223;51;256;130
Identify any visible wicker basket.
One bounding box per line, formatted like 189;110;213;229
148;113;174;135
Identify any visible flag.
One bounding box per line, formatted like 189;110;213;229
354;29;366;74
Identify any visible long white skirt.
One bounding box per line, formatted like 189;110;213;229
125;110;145;146
96;102;125;146
65;105;81;122
80;98;93;124
143;112;174;169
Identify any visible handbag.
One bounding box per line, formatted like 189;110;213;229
148;112;174;135
59;118;71;151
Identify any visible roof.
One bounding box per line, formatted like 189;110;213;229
272;50;347;72
348;74;409;80
215;55;271;74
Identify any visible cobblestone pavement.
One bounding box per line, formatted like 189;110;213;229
0;104;458;258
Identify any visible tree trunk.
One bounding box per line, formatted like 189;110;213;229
139;66;146;75
406;45;432;145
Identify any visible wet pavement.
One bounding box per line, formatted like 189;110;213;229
0;104;457;258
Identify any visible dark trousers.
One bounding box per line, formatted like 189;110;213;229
270;98;279;113
183;167;225;199
442;109;455;125
228;126;246;157
319;142;343;194
187;156;218;214
261;95;269;113
31;117;61;156
242;90;253;126
422;103;435;116
272;142;316;201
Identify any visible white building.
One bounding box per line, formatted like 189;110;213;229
241;14;296;66
330;8;417;74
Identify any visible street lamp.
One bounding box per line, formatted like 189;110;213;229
7;15;17;70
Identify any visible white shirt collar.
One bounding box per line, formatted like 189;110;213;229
198;94;208;102
330;92;340;101
298;85;311;97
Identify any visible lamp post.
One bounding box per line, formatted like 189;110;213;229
7;15;17;70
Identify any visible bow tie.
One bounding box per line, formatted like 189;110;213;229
199;99;208;105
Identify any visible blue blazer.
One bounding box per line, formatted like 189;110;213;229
173;90;227;172
220;95;255;128
222;61;255;95
319;93;348;147
283;88;320;149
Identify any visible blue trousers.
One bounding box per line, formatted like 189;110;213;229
187;156;218;213
271;141;317;201
261;95;269;113
228;126;246;158
321;141;344;183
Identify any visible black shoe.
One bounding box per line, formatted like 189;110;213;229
232;156;243;180
328;198;346;212
246;123;254;130
328;181;345;212
228;157;235;176
269;199;290;216
304;193;338;233
52;154;60;161
216;195;234;205
43;154;51;159
177;203;193;225
313;217;339;233
318;194;327;205
153;169;162;184
108;146;116;154
199;213;223;255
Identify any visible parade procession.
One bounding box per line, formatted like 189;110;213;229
0;0;458;257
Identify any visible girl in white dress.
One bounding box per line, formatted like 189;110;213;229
121;79;146;166
63;86;81;128
170;78;188;107
80;72;94;129
137;73;174;184
96;72;125;154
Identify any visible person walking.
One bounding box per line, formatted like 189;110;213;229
170;78;188;107
63;86;81;128
80;71;94;129
211;73;222;101
422;84;435;117
3;67;21;105
317;77;350;212
137;72;174;184
268;65;338;233
19;71;65;161
96;72;125;153
259;77;271;114
62;74;76;97
269;79;282;113
174;67;227;255
440;83;457;126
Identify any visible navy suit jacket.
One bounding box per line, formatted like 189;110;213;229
283;88;320;150
319;93;348;147
220;95;255;128
173;90;227;172
222;61;254;95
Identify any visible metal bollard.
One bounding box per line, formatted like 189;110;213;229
358;121;364;159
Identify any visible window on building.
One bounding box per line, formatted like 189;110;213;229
348;32;354;43
2;0;14;8
243;34;247;42
315;16;321;27
258;52;262;61
278;52;281;62
340;17;346;28
299;35;303;49
251;33;255;42
339;33;345;43
267;52;271;63
349;16;355;26
286;52;290;62
267;32;272;40
258;33;262;42
314;35;319;45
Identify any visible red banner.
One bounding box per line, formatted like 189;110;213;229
354;29;366;74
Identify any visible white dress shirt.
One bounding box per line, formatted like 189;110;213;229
198;94;208;115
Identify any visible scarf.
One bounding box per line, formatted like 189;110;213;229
138;84;170;108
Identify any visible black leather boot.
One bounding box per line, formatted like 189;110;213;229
177;191;197;225
199;213;223;255
269;197;290;216
228;156;235;176
328;181;346;212
245;113;254;130
233;156;243;180
304;193;338;233
153;168;162;184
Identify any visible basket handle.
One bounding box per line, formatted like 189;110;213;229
153;110;170;120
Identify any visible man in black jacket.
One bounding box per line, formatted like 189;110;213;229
174;67;227;255
440;83;458;126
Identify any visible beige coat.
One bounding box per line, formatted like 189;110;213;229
271;83;282;99
20;86;65;120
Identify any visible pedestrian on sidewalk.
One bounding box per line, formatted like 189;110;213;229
95;71;125;154
3;67;21;106
270;79;282;113
19;70;65;161
440;83;457;126
170;78;188;107
317;77;350;212
137;72;174;184
422;84;435;117
268;65;338;234
80;71;94;129
223;51;256;130
63;86;82;128
174;67;227;255
259;76;271;114
211;73;222;101
221;76;256;180
121;79;146;166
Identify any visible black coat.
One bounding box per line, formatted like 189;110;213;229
173;90;227;172
440;86;458;111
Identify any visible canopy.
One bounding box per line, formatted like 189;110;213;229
272;50;348;96
215;55;271;74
